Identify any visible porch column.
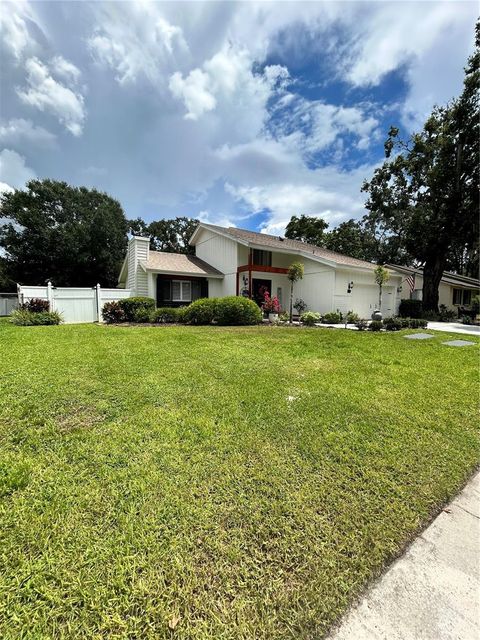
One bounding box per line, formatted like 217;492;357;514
248;249;252;299
147;272;155;300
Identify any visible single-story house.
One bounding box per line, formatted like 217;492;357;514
385;264;479;313
119;223;407;317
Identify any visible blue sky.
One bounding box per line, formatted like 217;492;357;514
0;1;477;234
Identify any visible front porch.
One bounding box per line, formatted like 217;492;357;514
236;264;290;309
155;274;209;307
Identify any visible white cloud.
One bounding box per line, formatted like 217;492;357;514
270;97;379;157
169;69;216;120
341;3;474;88
0;149;36;192
17;57;86;136
50;55;81;84
0;118;56;147
0;1;35;60
169;44;288;145
88;7;188;85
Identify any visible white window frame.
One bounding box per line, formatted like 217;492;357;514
172;280;192;302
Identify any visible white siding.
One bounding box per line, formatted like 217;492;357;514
126;236;150;296
194;228;238;295
334;269;402;318
295;259;336;313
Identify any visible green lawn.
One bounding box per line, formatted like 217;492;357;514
0;321;478;639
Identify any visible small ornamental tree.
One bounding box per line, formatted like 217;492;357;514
374;265;390;311
287;262;304;322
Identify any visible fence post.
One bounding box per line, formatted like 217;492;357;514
47;281;54;310
96;283;102;323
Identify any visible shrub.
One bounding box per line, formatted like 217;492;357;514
279;312;290;323
300;311;321;326
383;316;403;331
438;305;457;322
119;297;155;321
293;298;307;315
399;299;422;318
399;317;411;328
11;309;62;326
215;296;262;326
369;320;383;331
183;298;218;325
408;318;428;329
132;307;152;323
344;310;360;324
20;298;50;312
322;311;342;324
102;301;126;324
355;319;368;331
461;315;472;325
151;307;182;323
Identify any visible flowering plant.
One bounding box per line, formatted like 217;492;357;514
262;291;281;313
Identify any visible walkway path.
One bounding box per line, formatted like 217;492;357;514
329;471;480;640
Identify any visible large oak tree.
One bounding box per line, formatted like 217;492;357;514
0;180;128;287
128;216;199;255
362;23;479;310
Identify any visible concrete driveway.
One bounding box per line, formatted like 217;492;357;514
329;471;480;640
427;322;480;336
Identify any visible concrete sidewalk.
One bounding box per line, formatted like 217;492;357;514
329;471;480;640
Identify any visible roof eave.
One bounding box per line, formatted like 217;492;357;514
190;223;249;247
142;266;224;279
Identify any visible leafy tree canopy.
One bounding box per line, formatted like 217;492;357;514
362;21;479;310
0;179;128;287
127;216;199;255
285;214;328;245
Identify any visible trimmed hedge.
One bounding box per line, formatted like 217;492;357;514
399;299;422;318
383;317;404;331
215;296;262;326
408;318;428;329
119;297;155;321
151;307;183;323
322;311;342;324
369;320;383;331
132;307;152;323
183;298;218;325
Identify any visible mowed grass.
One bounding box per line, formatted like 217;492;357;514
0;321;478;639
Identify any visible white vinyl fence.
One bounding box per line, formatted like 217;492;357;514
17;282;133;324
0;293;18;316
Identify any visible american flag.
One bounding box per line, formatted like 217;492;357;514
405;273;416;292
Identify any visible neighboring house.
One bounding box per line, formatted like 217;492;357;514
386;264;480;313
119;223;405;317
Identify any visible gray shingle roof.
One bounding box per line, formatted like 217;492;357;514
197;223;378;270
141;251;223;277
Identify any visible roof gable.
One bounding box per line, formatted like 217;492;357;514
191;223;378;270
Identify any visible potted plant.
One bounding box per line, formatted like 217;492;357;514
262;291;281;322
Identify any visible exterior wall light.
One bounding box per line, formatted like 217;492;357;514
347;281;354;293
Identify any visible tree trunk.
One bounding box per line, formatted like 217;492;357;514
422;255;446;312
